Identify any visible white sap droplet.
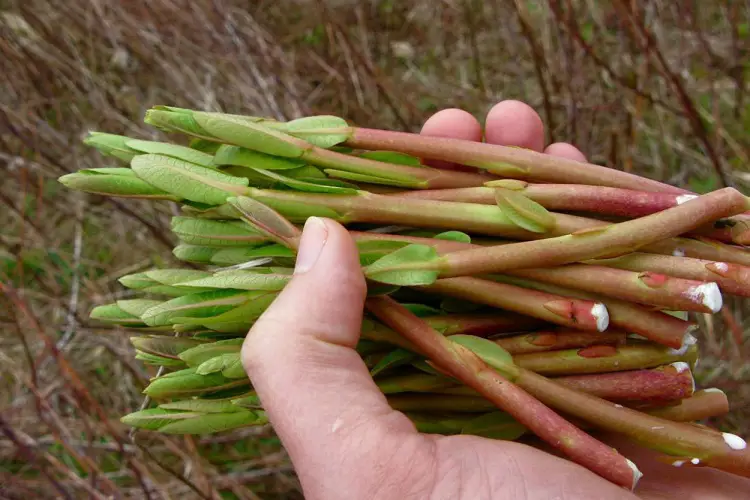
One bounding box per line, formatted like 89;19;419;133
683;283;722;313
591;303;609;331
723;433;747;451
673;248;686;257
669;333;697;356
651;426;664;430
703;388;725;394
615;404;623;408
714;262;729;273
331;418;343;433
626;458;642;490
672;460;685;467
670;361;690;373
676;194;698;205
691;458;700;465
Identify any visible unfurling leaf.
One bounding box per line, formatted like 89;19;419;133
370;349;417;376
116;299;165;318
364;244;440;286
142;367;247;398
272;115;351;149
324;169;424;188
209;245;295;266
173;245;221;264
159;409;263;434
130;336;206;359
358;151;423;167
494;187;555;233
140;289;253;327
159;399;242;413
89;303;147;326
131;154;250;205
196;352;245;378
83;132;138;162
177;270;291;291
252;168;359;194
226;196;301;249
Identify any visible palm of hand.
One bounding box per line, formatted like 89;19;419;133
242;101;749;499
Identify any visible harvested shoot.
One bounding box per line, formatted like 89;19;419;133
61;106;750;490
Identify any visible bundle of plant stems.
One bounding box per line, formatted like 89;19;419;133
59;106;750;490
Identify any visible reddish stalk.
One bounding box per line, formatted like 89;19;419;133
492;328;627;354
587;252;750;298
646;389;729;422
419;277;610;332
511;344;698;376
515;370;750;477
479;276;694;349
347;127;686;193
365;295;641;490
429;188;748;278
422;312;548;337
508;265;722;313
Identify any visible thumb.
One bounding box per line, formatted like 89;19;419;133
241;217;417;491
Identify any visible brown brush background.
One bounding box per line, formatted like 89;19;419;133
1;1;748;497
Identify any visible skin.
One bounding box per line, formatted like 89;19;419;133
241;101;750;499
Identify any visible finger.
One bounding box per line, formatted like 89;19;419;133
484;100;546;152
241;217;418;491
545;142;588;162
420;108;482;171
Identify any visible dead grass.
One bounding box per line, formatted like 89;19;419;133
0;0;748;497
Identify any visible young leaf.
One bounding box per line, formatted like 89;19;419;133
118;272;156;290
177;270;291;291
359;151;423;167
89;303;147;326
364;244;440;286
116;299;164;318
253;168;359;194
158;409;262;434
120;408;191;431
83;132;138;162
324;169;424;188
130;336;206;359
226;196;301;249
449;335;519;380
462;412;527;440
277;115;351;149
135;351;187;367
193;112;306;158
143;367;244;398
370;349;417;376
58;170;179;200
179;338;244;367
401;304;443;317
170;217;266;247
159;399;242;413
189;138;222;154
125;139;214;167
494;187;555;233
131;154;250;205
433;231;472;243
213;145;306;170
210;245;295;266
145;269;213;286
140;289;253;327
231;393;262;409
173;245;220;264
171;292;277;327
196;352;245;379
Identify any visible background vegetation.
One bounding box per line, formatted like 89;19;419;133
1;0;748;497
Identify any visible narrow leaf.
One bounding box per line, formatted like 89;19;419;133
449;335;519;380
359;151;423;167
125;139;214;167
494;187;555;233
213;145;306;170
364;244;440;286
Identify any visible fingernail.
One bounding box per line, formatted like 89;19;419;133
295;217;328;274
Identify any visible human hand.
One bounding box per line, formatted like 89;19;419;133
241;101;749;499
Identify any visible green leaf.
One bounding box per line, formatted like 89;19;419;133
179;338;244;366
130;336;206;359
159;399;242;413
449;335;519;380
494;187;555;233
135;351;187;367
433;231;471;243
118;272;156;290
83;132;138;162
143;367;245;398
171;217;265;247
125;139;215;167
364;244;440;286
131;154;249;205
252;168;359;194
226;196;301;248
359;151;422;167
173;245;220;264
213;145;306;170
189;138;222;154
58;170;178;200
277;115;351;148
370;349;416;376
178;270;291;291
145;269;213;286
324;169;424;188
140;289;253;327
171;292;277;328
196;352;246;378
193;112;305;158
159;409;262;434
462;412;527;440
402;304;443;317
120;408;190;431
210;245;295;266
116;299;164;318
89;303;146;326
231;394;262;409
